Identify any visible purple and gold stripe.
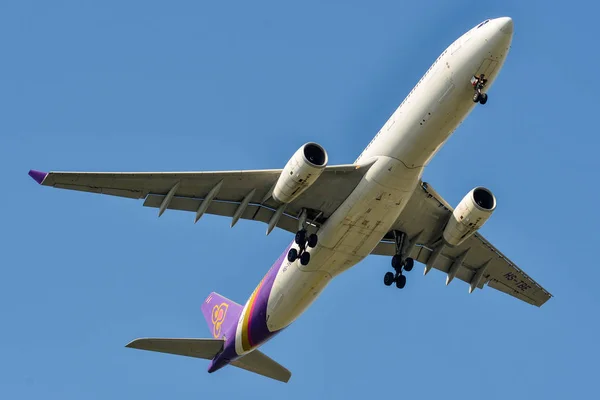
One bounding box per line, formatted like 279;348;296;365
239;243;291;352
241;276;266;350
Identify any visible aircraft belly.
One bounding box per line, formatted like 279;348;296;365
266;267;332;331
317;156;421;261
265;157;421;331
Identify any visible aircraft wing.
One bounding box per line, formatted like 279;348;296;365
371;181;552;307
28;162;374;234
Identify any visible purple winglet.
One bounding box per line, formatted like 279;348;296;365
28;169;48;185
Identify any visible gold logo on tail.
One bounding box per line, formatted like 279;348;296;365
211;302;229;338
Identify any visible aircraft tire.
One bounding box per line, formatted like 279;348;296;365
307;234;318;248
472;92;481;103
396;274;407;289
479;93;488;105
392;255;403;270
403;258;414;272
300;251;311;266
384;272;395;286
287;248;298;262
295;230;307;246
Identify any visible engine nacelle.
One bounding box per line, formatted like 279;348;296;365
442;187;496;247
273;142;328;204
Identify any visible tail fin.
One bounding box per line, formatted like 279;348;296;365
201;292;243;339
126;294;291;383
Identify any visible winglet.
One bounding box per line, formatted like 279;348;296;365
28;169;48;185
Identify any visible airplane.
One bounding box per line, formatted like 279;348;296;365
28;17;551;383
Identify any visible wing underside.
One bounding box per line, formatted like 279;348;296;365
373;181;552;307
31;162;373;233
29;164;551;306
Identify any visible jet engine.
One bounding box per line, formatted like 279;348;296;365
273;142;328;204
442;187;496;247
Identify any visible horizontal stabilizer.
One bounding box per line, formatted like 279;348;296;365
231;350;291;383
126;338;224;360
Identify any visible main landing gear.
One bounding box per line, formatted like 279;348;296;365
383;230;414;289
287;228;318;266
471;73;488;105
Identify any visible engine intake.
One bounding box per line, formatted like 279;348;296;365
442;187;496;247
472;187;495;210
273;142;328;204
303;143;327;166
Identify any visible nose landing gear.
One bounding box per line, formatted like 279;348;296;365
287;228;318;266
471;74;488;105
383;230;414;289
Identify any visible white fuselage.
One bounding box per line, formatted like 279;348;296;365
236;17;514;352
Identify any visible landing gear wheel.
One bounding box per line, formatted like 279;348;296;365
396;274;407;289
471;74;487;104
300;251;311;266
295;230;307;246
391;255;403;270
307;234;318;248
384;272;395;286
403;257;414;272
387;230;414;288
287;248;298;262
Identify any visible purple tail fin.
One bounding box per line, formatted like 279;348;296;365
201;292;243;339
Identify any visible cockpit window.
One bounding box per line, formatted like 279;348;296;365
476;19;490;28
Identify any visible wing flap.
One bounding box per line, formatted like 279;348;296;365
143;195;300;233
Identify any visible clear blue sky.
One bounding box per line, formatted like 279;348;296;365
2;1;598;398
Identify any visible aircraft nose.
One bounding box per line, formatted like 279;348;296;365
477;17;513;63
497;17;513;35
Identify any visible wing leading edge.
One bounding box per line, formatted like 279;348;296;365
28;162;374;234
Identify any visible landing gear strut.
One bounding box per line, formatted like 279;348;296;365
288;228;318;266
471;74;488;105
383;230;414;289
